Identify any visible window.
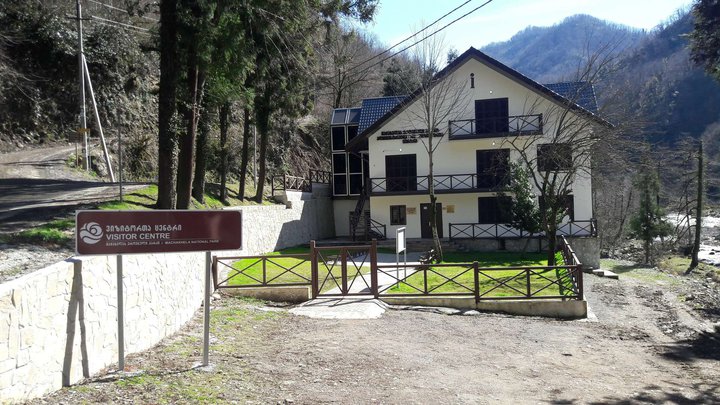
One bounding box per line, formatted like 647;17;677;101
348;154;363;195
537;143;572;171
476;149;509;189
390;205;406;225
347;125;358;142
331;127;346;151
470;73;475;88
332;153;347;196
478;196;512;224
385;154;417;192
539;194;575;221
347;108;361;124
475;98;509;134
331;109;347;125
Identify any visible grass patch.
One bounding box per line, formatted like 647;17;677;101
225;246;372;292
601;258;680;285
388;251;575;298
4;218;74;245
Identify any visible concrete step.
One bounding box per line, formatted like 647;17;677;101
592;269;619;280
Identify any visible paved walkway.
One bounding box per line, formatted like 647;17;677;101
291;253;423;319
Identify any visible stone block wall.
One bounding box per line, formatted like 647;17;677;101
0;190;334;403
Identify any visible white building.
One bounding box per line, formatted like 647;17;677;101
330;48;608;241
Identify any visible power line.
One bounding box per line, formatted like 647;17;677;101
89;15;151;33
86;0;159;23
350;0;476;72
349;0;495;79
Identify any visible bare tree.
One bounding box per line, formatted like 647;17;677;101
400;33;469;261
504;42;623;265
316;27;382;109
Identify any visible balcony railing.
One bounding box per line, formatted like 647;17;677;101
449;219;597;240
369;173;506;194
448;114;543;139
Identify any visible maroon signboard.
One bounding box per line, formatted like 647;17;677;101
76;210;242;255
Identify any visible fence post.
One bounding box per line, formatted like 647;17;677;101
526;268;531;298
473;261;479;303
310;240;318;298
262;257;267;285
577;264;584;300
371;239;379;298
341;247;348;294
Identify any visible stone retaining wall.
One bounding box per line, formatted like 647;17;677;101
0;187;333;403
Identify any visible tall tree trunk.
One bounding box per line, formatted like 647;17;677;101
253;97;271;204
218;102;230;203
238;107;251;200
689;140;704;272
177;59;206;209
428;134;443;262
191;100;213;203
156;0;179;209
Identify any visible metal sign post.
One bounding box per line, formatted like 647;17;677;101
203;251;211;366
117;254;124;371
75;210;242;371
396;227;407;288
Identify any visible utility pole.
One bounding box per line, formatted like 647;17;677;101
76;0;89;171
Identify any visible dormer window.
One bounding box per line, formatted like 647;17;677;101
470;73;475;88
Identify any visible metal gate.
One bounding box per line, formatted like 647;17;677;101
311;240;378;298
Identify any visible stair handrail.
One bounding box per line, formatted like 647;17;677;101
350;180;371;240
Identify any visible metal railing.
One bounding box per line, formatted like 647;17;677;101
449;219;597;240
369;173;506;194
448;114;543;139
349;211;387;241
309;169;331;184
271;174;310;195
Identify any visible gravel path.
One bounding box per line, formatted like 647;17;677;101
29;270;720;404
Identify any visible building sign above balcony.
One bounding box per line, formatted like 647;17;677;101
76;210;242;255
377;128;441;141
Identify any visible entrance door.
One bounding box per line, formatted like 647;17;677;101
420;203;443;239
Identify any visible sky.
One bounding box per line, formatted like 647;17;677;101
357;0;693;52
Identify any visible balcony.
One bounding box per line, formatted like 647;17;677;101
448;114;543;140
369;173;506;195
449;219;597;239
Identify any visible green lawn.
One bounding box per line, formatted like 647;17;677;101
223;248;578;299
386;251;577;298
224;246;373;293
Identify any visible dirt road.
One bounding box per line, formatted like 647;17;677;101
32;271;720;404
0;144;147;226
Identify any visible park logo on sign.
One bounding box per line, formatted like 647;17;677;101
79;222;103;245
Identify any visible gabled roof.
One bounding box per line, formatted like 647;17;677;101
357;96;406;134
544;82;598;114
345;47;610;152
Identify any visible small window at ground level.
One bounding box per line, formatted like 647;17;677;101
390;205;406;225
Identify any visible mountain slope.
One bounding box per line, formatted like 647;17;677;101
482;14;646;83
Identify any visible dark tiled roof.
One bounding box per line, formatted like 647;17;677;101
345;47;611;151
543;82;598;114
357;96;406;135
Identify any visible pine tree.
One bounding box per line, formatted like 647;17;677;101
630;161;672;264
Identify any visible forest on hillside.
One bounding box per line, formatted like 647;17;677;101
0;1;717;257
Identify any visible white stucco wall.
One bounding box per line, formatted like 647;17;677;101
365;55;595;235
0;189;334;403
